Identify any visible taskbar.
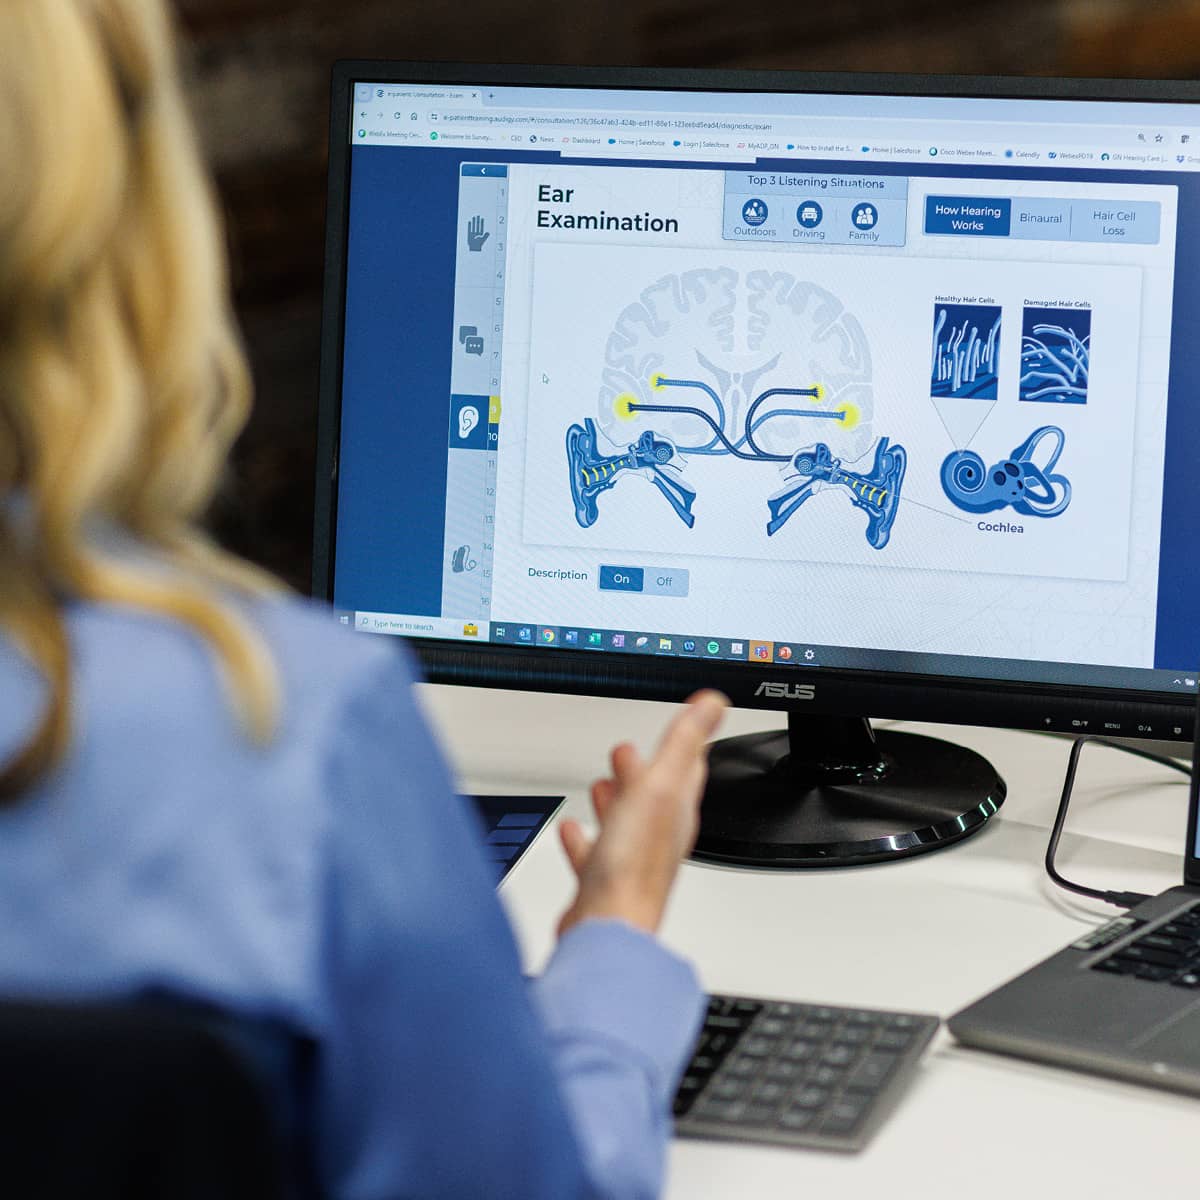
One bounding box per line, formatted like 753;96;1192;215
339;610;1199;696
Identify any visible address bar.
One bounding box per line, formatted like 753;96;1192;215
437;111;774;133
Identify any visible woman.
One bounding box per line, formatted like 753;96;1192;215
0;2;726;1197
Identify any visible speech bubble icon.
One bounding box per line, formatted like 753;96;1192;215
464;335;484;356
458;406;480;439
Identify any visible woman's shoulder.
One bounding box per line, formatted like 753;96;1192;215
67;590;422;753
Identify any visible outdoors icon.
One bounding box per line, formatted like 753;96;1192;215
741;198;768;226
796;201;823;229
467;215;490;252
852;202;878;229
458;325;485;356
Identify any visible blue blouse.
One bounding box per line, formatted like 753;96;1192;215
0;587;704;1198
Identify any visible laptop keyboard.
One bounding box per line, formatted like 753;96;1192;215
1092;900;1200;986
673;994;939;1152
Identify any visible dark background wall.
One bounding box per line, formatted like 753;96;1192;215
174;0;1200;591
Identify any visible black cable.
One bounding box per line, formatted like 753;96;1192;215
1045;735;1191;909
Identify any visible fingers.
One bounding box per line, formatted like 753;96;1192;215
558;818;591;876
591;777;617;821
609;741;643;784
653;690;728;773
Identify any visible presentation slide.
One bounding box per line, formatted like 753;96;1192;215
521;242;1143;583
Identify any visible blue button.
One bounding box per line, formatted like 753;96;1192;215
599;565;644;592
925;196;1012;237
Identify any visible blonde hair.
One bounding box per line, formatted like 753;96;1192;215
0;0;281;799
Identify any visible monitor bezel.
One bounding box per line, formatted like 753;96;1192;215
314;60;1200;744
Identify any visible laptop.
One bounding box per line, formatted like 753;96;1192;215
948;733;1200;1095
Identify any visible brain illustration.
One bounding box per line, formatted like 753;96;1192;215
598;267;874;463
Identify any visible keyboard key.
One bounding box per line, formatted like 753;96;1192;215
846;1051;900;1091
712;1077;747;1101
790;1085;830;1110
833;1026;872;1046
725;1055;759;1078
1113;946;1183;968
819;1097;870;1136
820;1044;857;1067
784;1039;818;1061
779;1108;815;1131
810;1065;848;1088
752;1081;786;1105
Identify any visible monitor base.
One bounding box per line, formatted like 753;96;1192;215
693;713;1006;868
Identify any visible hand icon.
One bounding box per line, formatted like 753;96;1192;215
467;215;490;252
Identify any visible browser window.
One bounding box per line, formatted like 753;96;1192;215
335;81;1198;693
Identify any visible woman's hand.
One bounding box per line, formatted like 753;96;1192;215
556;691;728;937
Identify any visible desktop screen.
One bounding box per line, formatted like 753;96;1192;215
324;70;1200;720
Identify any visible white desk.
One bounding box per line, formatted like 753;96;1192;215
419;684;1196;1199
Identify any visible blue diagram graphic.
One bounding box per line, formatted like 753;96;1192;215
940;425;1071;517
566;418;697;529
931;304;1001;400
767;439;907;548
565;371;905;549
1020;306;1091;404
742;198;768;226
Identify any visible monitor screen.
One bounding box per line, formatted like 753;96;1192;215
316;65;1200;751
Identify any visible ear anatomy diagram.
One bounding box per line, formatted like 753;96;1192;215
941;425;1071;517
567;417;697;528
767;439;907;547
564;372;906;549
1020;307;1091;404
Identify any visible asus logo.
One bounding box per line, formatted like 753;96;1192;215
754;681;816;700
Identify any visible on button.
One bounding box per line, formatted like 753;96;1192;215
599;565;644;592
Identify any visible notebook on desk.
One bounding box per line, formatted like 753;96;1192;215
949;728;1200;1095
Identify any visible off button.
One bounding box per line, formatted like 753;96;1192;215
645;568;689;597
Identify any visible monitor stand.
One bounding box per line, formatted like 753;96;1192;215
693;713;1005;868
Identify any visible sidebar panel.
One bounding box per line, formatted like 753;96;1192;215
441;164;508;627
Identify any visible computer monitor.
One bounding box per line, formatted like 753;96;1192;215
314;62;1200;868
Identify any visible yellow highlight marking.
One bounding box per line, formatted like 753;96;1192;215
488;395;502;423
812;383;826;403
614;392;639;421
835;402;860;431
650;374;666;391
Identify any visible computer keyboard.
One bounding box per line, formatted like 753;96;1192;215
673;994;939;1152
1091;899;1200;986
